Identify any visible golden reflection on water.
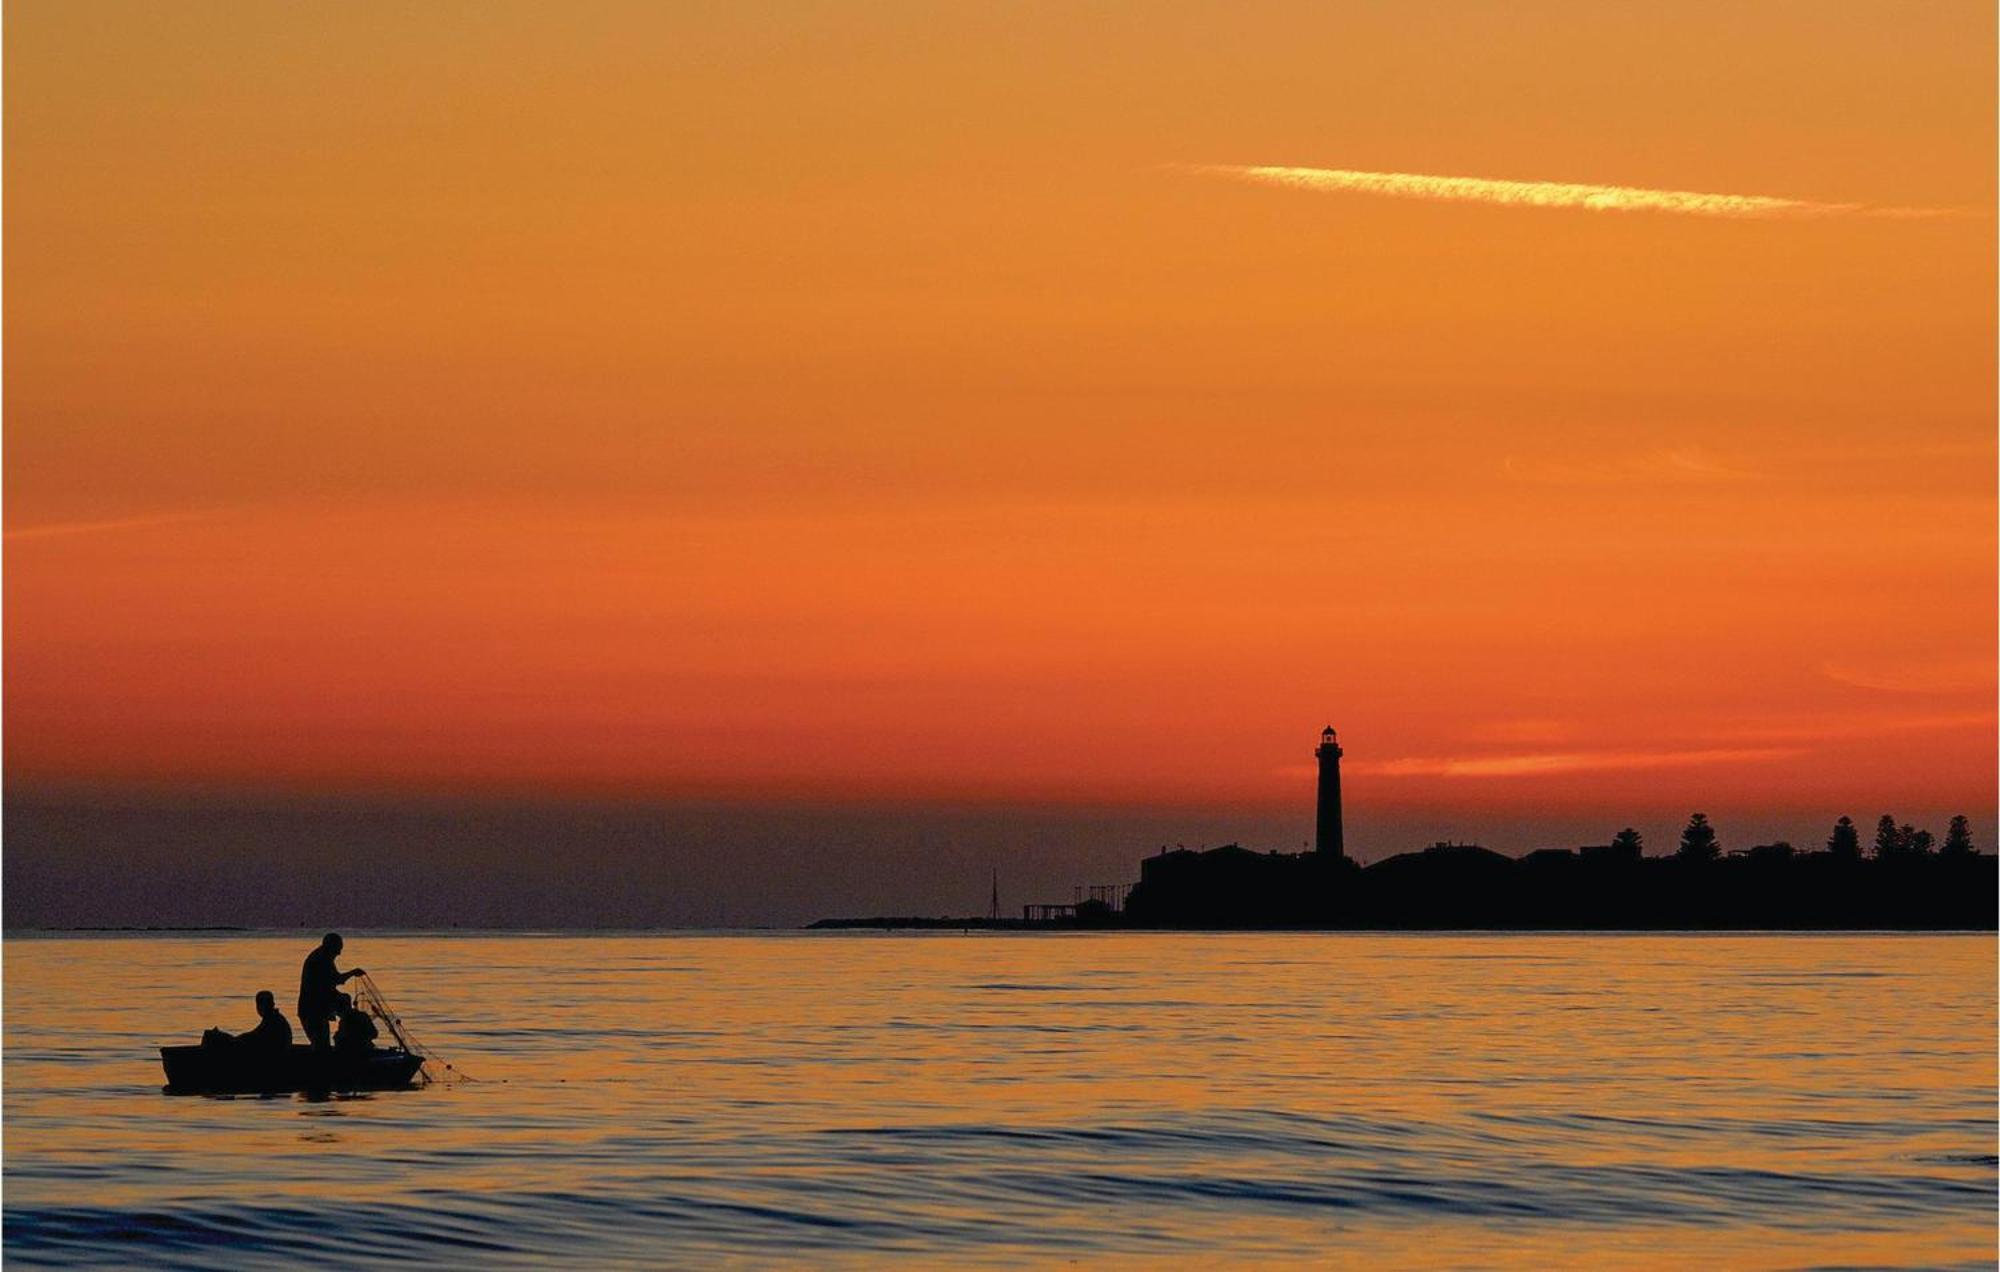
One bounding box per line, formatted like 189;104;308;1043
5;932;1995;1267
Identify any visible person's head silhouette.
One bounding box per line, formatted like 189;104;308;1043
255;990;277;1016
322;932;343;955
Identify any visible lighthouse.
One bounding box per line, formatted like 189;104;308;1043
1315;725;1344;859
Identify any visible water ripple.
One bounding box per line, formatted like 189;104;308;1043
5;932;1994;1267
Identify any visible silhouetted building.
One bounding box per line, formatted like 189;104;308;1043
1129;842;1348;926
1316;726;1344;859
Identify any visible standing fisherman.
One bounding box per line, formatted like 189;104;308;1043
298;933;366;1051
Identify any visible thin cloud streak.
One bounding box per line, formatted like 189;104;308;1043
1720;710;1996;744
1354;747;1803;780
1501;447;1759;486
1186;164;1959;220
1819;659;1997;695
4;509;229;543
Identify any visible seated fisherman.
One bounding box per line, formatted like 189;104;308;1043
333;993;379;1055
203;990;293;1052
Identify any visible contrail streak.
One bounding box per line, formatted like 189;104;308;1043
3;508;226;542
1186;164;1955;220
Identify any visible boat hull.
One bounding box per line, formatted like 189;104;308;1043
160;1044;424;1094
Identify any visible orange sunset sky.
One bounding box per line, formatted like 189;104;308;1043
7;2;1995;829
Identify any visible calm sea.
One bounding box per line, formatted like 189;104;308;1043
4;932;1994;1268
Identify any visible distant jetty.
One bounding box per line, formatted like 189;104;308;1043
815;849;1996;931
810;916;1035;931
814;726;1996;931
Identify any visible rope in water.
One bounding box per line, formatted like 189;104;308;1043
353;972;475;1085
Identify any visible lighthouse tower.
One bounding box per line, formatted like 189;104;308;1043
1315;725;1345;860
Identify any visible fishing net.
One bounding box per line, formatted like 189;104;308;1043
352;972;474;1086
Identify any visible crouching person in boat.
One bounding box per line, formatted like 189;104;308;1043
334;993;379;1055
298;932;366;1051
202;990;293;1053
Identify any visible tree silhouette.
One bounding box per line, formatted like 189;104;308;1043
1896;822;1923;858
1677;813;1720;862
1942;815;1976;857
1610;827;1644;859
1826;816;1861;860
1907;827;1934;856
1873;815;1902;859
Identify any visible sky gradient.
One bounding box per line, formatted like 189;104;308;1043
6;2;1994;918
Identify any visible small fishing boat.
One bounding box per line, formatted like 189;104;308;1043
160;1043;425;1095
161;973;450;1095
